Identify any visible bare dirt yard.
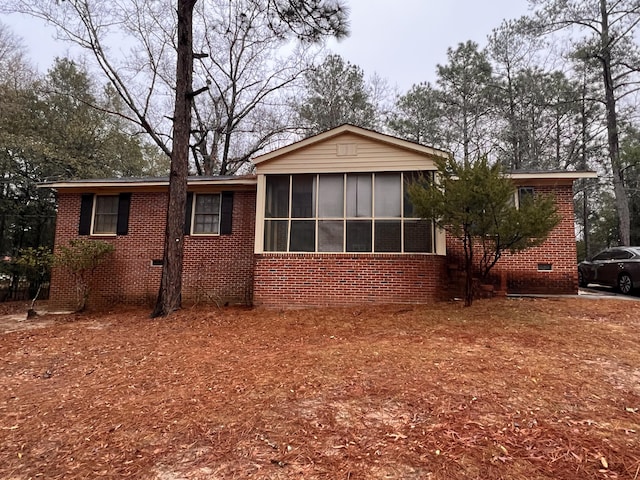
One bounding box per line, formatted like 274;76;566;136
1;297;639;480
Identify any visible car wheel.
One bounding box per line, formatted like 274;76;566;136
578;270;587;288
618;273;633;294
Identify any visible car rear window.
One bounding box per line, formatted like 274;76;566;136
593;251;613;261
611;250;633;260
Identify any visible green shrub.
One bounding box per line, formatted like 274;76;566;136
55;239;115;312
15;247;54;315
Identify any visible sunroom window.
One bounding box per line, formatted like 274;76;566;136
263;172;434;253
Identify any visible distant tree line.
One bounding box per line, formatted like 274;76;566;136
0;25;167;267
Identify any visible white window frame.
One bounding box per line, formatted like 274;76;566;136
191;193;222;236
91;194;119;236
515;186;535;208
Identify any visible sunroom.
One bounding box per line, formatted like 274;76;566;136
261;171;436;254
252;124;450;307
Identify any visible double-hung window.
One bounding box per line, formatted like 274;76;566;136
79;193;131;236
263;172;434;253
517;187;535;208
191;193;221;235
92;195;119;235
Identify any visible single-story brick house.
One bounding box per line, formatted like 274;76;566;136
43;125;595;309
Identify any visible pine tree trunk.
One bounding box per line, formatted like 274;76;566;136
152;0;197;317
600;0;631;245
506;70;520;170
463;229;474;307
580;77;591;258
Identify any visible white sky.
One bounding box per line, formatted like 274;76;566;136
3;0;532;93
328;0;532;90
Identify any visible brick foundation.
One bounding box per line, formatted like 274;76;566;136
253;254;448;307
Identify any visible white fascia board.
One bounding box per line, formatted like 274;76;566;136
507;171;597;180
39;178;258;190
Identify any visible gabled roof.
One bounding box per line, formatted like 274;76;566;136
252;124;450;166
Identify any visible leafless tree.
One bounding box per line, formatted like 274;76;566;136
1;0;348;316
190;0;321;175
0;20;34;87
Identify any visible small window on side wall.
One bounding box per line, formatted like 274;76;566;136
79;193;131;236
184;192;233;236
93;195;119;234
517;187;535;208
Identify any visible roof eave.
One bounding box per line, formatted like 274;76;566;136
507;171;598;185
39;177;258;191
507;171;598;180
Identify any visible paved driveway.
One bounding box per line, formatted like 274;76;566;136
579;286;640;300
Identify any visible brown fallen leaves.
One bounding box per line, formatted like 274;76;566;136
0;297;639;479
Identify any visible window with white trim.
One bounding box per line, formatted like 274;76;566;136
79;193;131;236
263;172;435;253
92;195;119;235
516;187;535;208
191;193;221;235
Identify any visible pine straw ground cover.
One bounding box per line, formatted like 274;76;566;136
1;298;639;480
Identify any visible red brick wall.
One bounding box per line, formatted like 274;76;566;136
49;190;256;310
253;254;448;307
445;184;578;295
50;182;579;310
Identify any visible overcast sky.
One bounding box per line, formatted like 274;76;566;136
328;0;531;90
3;0;532;93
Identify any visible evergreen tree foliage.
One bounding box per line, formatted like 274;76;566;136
436;41;494;160
527;0;640;245
0;56;157;261
388;82;443;147
297;54;376;136
409;157;560;306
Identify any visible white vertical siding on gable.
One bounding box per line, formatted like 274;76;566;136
256;133;438;174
